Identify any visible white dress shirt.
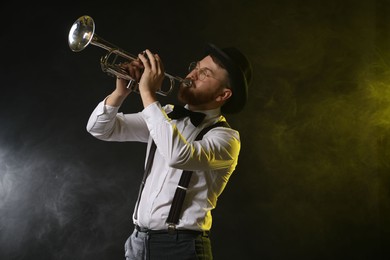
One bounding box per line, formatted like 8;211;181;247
86;99;241;231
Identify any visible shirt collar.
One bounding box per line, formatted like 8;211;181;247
183;105;221;120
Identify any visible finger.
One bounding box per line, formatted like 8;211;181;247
138;52;150;69
128;65;137;80
154;54;161;75
118;62;128;70
132;59;144;69
144;49;157;71
118;62;131;79
154;54;163;73
135;65;142;80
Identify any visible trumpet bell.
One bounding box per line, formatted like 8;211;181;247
68;15;95;52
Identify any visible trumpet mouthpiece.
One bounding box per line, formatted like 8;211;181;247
181;79;193;88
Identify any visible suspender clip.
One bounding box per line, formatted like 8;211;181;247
167;223;176;234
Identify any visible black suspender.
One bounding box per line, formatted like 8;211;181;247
133;141;157;222
166;121;230;228
134;120;231;227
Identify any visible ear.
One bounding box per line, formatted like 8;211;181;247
215;88;232;102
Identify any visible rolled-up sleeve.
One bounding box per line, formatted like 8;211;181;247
86;99;149;142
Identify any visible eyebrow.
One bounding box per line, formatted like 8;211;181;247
198;62;215;76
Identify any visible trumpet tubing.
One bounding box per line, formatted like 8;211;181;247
68;15;190;95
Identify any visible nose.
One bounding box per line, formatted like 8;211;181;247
187;69;198;80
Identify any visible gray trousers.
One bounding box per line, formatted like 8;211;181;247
124;228;213;260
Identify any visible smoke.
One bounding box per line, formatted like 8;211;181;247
1;0;390;259
204;0;390;257
0;135;140;259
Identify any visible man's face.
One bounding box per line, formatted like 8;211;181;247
178;55;229;107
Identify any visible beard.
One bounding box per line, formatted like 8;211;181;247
177;85;218;106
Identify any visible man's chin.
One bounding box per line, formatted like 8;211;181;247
177;88;191;103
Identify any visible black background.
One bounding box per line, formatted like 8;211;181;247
1;0;390;259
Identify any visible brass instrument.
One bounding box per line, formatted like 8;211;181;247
68;15;191;95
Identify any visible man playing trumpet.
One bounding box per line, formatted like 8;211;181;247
87;43;252;259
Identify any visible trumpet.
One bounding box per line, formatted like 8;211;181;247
68;15;191;95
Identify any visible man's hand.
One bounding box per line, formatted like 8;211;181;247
106;58;144;107
137;49;165;108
